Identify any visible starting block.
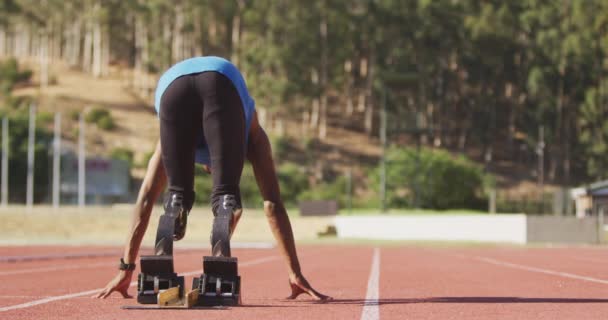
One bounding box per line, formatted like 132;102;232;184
192;256;241;306
157;286;199;308
123;287;227;310
137;255;184;304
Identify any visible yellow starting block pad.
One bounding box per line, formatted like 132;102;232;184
122;287;228;310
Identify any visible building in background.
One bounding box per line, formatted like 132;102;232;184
570;180;608;218
60;152;130;205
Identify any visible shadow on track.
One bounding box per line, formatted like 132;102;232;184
310;297;608;305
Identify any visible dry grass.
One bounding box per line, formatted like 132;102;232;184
0;205;334;247
13;60;160;175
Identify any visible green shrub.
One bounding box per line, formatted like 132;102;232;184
193;169;213;205
97;115;115;130
370;146;487;210
193;162;310;209
69;110;80;121
276;163;309;207
0;58;32;95
85;108;110;123
302;137;318;152
110;147;134;167
299;176;347;207
270;135;292;160
193;164;264;208
86;108;115;131
239;164;264;208
36;111;54;126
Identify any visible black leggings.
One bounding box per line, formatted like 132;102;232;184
159;71;245;209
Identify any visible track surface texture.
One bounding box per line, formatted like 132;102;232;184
2;245;608;320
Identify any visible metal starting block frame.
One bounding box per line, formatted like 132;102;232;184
137;255;184;304
192;256;241;306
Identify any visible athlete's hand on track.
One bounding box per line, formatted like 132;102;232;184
94;270;134;299
286;274;332;301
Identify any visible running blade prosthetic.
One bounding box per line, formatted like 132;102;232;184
192;194;241;306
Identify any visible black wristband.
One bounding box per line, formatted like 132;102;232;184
119;258;136;271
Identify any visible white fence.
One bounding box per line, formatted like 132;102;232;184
335;215;529;244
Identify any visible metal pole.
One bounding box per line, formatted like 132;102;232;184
78;112;86;208
52;112;61;209
1;118;8;207
26;104;36;209
538;126;545;213
346;168;352;213
598;207;605;245
489;188;496;214
380;88;387;212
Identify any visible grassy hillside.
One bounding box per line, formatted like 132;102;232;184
8;58;551;201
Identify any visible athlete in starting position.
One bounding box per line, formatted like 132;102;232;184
95;56;330;301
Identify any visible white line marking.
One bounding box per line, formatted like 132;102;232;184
0;262;113;276
474;256;608;285
0;252;119;263
0;255;278;312
0;295;59;299
361;248;380;320
0;289;102;312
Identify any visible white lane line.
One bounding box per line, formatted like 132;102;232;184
474;256;608;285
0;296;57;299
0;262;113;276
0;289;102;312
361;248;380;320
0;252;119;263
0;255;278;312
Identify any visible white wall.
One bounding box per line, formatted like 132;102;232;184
334;215;528;244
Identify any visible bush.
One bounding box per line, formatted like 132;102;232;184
69;110;80;121
370;146;487;210
85;108;110;123
193;169;213;205
270;135;292;161
86;108;115;131
110;147;134;167
193;162;310;209
193;164;263;208
0;58;32;95
299;176;348;207
97;115;115;130
276;163;308;207
239;164;264;208
36;111;54;126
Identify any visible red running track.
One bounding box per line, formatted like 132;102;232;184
2;245;608;320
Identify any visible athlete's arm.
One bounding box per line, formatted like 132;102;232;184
247;113;330;301
95;141;167;299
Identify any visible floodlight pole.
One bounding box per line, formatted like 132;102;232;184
537;125;545;213
346;168;353;213
1;117;8;207
26;104;36;209
78;112;86;208
380;88;387;213
52;112;61;208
